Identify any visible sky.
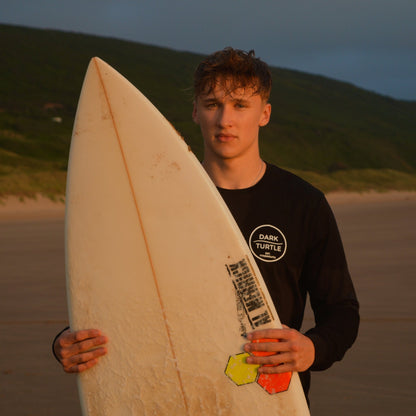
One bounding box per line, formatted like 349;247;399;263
1;0;416;101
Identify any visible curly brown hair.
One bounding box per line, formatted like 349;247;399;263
193;47;272;101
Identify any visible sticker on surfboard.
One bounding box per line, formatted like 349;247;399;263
226;256;274;337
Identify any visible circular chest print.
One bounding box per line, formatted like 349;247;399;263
249;225;287;263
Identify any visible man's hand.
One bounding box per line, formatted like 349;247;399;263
53;328;108;373
244;326;315;374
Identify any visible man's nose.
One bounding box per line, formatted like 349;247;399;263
217;105;234;128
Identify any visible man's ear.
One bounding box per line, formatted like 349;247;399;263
259;103;272;127
192;101;199;124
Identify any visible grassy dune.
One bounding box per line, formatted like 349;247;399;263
0;24;415;198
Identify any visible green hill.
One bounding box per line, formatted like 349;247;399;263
1;23;415;198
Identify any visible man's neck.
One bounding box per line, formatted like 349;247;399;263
203;156;266;190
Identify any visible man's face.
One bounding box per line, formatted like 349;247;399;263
192;81;271;162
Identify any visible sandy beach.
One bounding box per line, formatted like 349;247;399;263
1;190;415;221
0;191;415;415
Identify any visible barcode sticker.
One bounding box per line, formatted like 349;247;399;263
226;257;274;336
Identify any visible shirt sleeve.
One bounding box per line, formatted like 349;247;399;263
302;195;359;371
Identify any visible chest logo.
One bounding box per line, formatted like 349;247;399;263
249;225;287;263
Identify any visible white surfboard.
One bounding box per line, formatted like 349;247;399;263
65;57;310;415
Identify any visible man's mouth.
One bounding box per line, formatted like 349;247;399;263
216;133;237;142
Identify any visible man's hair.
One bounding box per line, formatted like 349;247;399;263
193;47;272;101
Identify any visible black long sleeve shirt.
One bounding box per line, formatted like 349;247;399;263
217;163;360;397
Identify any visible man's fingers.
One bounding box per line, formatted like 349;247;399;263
62;347;107;373
61;329;106;347
245;349;295;374
58;331;107;354
247;328;291;341
71;335;108;355
244;340;284;354
61;336;108;361
247;350;291;363
64;358;99;374
258;362;293;374
56;329;108;365
62;346;107;366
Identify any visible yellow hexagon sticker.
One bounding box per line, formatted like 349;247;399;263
225;353;259;386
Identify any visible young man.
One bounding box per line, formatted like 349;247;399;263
53;48;359;401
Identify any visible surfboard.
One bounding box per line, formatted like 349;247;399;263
65;57;310;415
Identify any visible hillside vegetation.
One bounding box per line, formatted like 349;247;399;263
1;24;415;198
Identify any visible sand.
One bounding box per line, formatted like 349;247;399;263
1;190;415;221
0;190;415;219
0;191;415;415
326;190;416;205
0;195;65;221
